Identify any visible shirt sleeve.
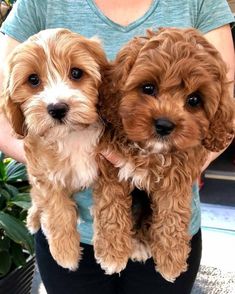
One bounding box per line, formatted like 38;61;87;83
0;0;47;42
195;0;234;33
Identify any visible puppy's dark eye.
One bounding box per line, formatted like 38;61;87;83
186;93;202;107
28;74;40;87
141;83;156;96
70;68;83;80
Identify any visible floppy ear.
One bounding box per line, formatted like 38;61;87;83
202;88;235;152
97;36;148;126
80;36;109;73
183;28;235;152
112;36;148;89
1;81;26;139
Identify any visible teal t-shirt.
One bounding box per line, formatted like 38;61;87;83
1;0;234;244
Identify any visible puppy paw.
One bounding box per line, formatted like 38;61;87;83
130;239;151;262
96;254;129;275
49;234;82;271
152;245;189;283
94;236;132;274
156;270;177;283
26;213;41;234
156;264;184;283
27;224;40;235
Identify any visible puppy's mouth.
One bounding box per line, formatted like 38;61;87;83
139;118;177;153
47;102;93;129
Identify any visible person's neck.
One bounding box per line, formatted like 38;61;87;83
93;0;153;26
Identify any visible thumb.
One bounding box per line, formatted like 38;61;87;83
100;149;125;166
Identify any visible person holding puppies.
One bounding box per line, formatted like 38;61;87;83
0;0;234;293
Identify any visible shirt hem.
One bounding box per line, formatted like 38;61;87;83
79;225;201;245
0;27;28;43
198;17;234;34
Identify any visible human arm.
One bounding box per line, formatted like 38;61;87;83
0;0;46;163
0;33;26;163
201;24;235;171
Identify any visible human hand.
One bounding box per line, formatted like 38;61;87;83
201;154;213;173
201;136;234;173
100;149;125;167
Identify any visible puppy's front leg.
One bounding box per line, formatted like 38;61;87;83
149;176;192;282
27;204;41;234
93;160;133;274
27;185;45;234
40;188;81;270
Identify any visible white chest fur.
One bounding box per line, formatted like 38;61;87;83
117;151;165;191
47;123;102;190
118;160;150;190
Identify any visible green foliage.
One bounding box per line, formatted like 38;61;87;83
3;1;16;6
0;1;16;26
0;151;34;278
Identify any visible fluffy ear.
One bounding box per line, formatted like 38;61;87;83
111;36;148;89
181;29;235;152
1;85;26;139
202;90;235;152
98;36;148;126
51;29;109;73
80;37;109;72
185;28;235;151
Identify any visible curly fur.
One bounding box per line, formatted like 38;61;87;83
93;28;235;281
1;28;108;270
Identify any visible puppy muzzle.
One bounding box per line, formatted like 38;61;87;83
47;102;69;121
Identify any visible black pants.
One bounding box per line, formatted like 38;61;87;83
35;229;201;294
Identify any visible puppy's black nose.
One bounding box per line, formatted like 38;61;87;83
154;118;175;136
47;103;69;120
